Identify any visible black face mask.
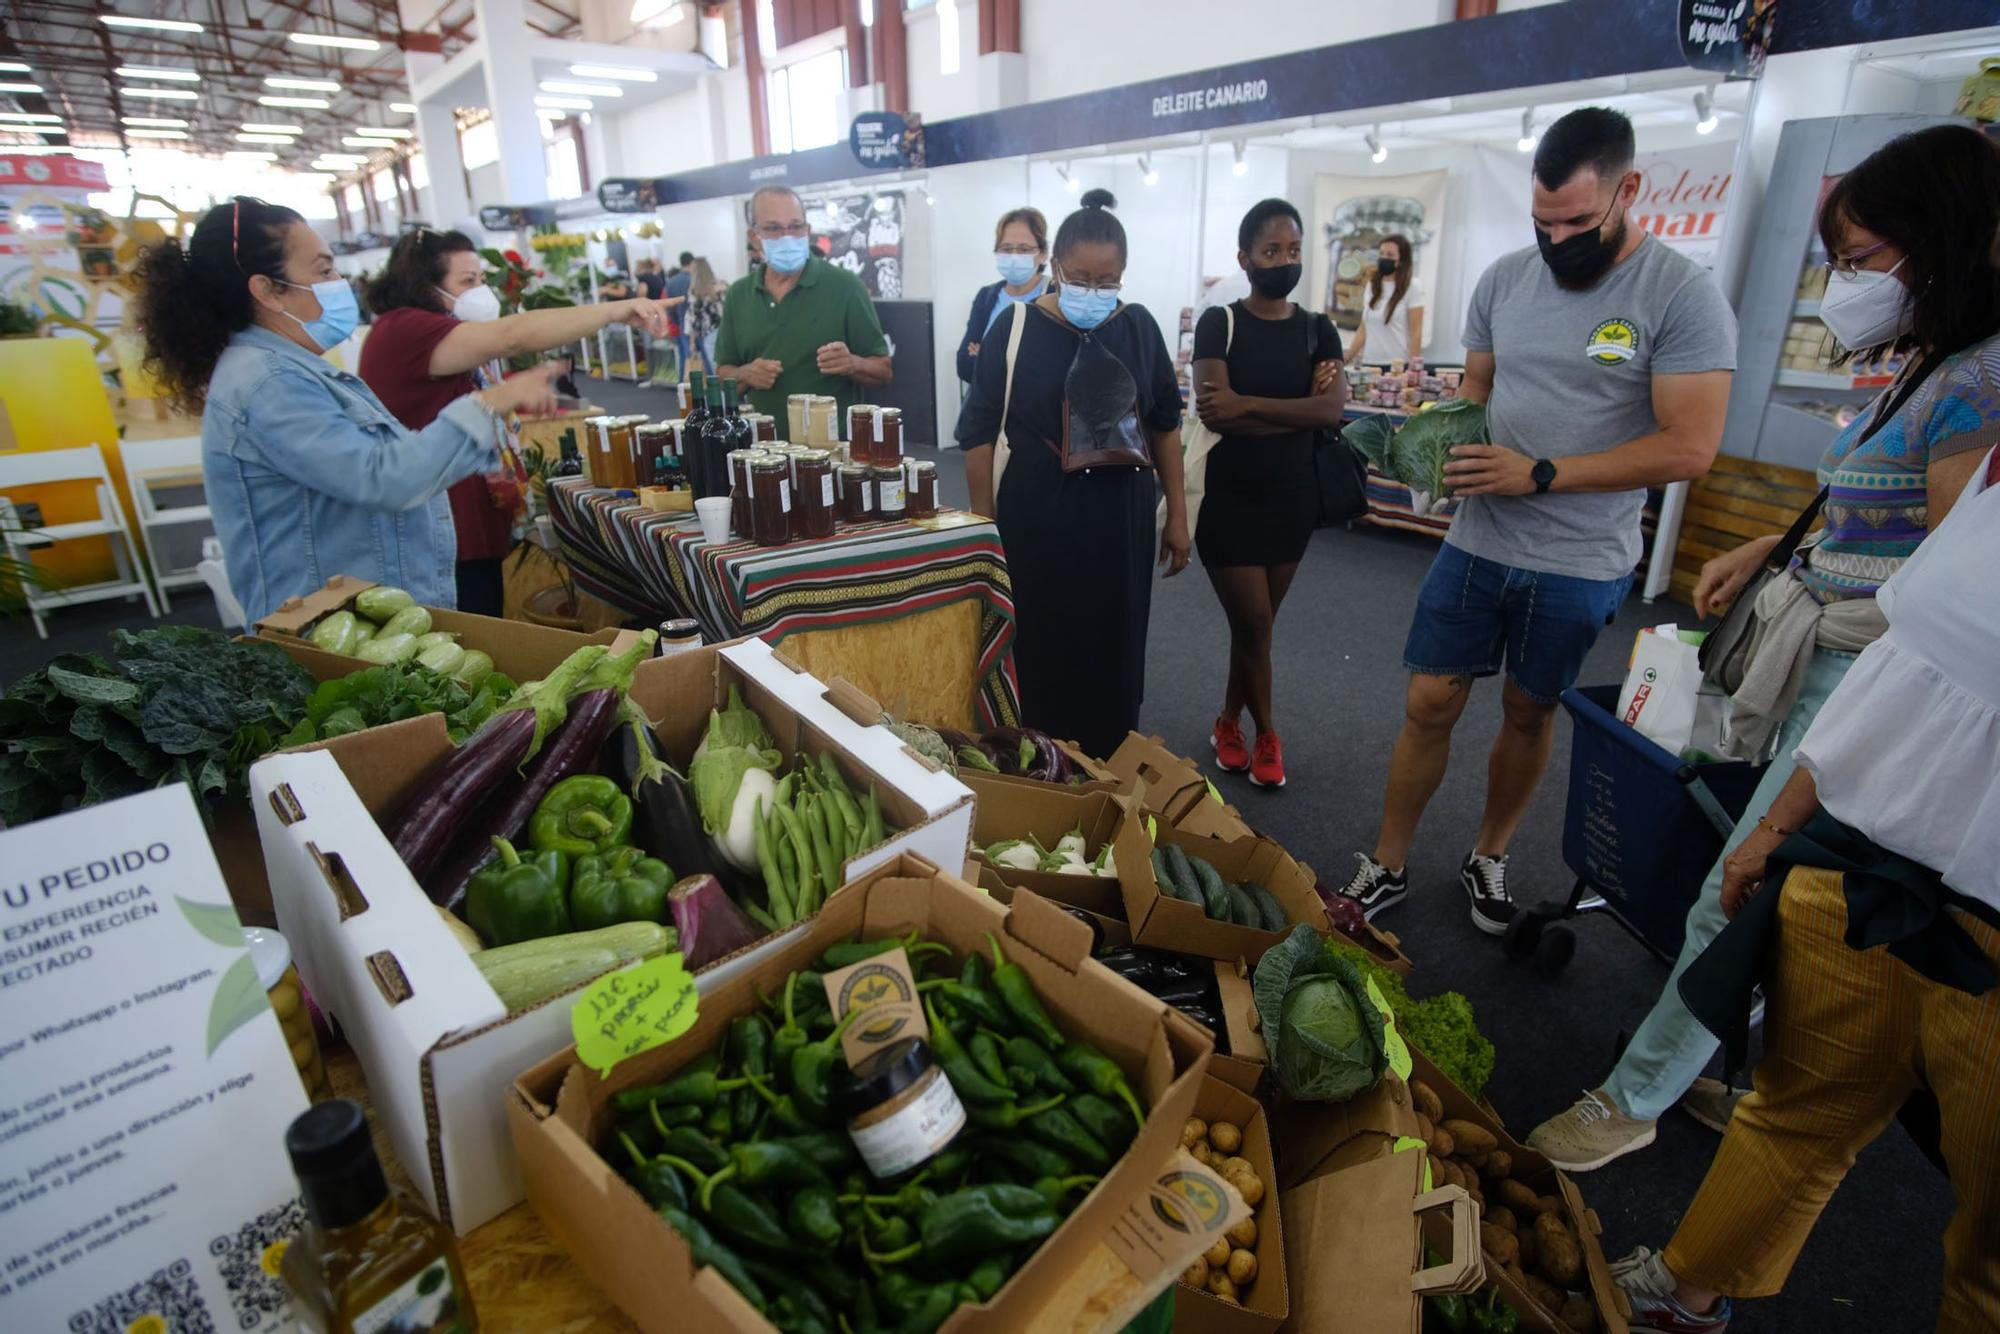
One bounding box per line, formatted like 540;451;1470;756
1247;261;1301;299
1536;201;1624;290
1376;256;1398;276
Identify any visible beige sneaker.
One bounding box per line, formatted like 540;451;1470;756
1679;1077;1748;1134
1526;1089;1657;1171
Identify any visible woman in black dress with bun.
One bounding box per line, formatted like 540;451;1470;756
956;189;1190;758
1192;198;1346;789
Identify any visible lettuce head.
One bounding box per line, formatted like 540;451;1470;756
1252;924;1388;1102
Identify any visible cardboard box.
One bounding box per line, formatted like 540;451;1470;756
1280;1148;1484;1333
1173;787;1254;843
964;779;1151;924
1122;823;1326;966
509;862;1224;1333
974;864;1132;949
1103;731;1212;823
1174;1077;1288;1333
250;638;975;1234
948;736;1119;796
256;573;638;679
1270;1073;1426;1192
1207;961;1267;1096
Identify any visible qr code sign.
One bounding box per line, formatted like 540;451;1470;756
66;1257;216;1334
209;1199;305;1330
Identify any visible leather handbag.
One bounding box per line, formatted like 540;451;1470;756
1308;317;1369;527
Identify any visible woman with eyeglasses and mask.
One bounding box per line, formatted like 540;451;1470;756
1347;232;1425;368
356;228;675;615
956;189;1189;758
1190;199;1347;789
957;207;1050;391
132;197;563;625
1529;124;2000;1190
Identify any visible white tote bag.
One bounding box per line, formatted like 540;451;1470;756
1616;626;1704;755
1158;304;1234;541
988;302;1030;515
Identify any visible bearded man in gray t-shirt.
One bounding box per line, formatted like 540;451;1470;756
1337;107;1737;937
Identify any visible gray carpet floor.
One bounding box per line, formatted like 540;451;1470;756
2;374;1950;1332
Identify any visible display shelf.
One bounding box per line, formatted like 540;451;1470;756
1774;368;1892;391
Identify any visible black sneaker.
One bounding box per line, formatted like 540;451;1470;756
1337;853;1408;919
1460;852;1516;936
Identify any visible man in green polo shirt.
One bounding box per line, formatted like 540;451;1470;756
715;185;893;420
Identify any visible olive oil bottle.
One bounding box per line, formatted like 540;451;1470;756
281;1100;477;1333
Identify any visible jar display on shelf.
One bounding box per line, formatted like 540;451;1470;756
793;449;835;540
617;414;652;488
634;423;677;488
748;412;779;444
876;408;903;466
787;393;813;443
836;463;873;523
808;396;839;447
582;415;628;488
848;405;879;464
873;463;906;522
727;448;764;537
750;455;792;546
905;460;938;520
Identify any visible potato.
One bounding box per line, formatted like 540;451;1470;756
1504;1260;1529;1290
1536;1195;1563;1218
1208;1122;1243;1155
1219;1156;1254;1180
1534;1211;1584;1286
1480;1150;1513;1182
1559;1295;1601;1333
1205;1237;1233;1268
1466;1183;1486;1211
1441;1119;1498;1157
1227;1248;1258;1284
1226;1167;1265;1207
1523;1274;1566;1314
1411;1079;1445;1123
1227;1216;1257;1249
1415;1112;1435;1143
1182;1258;1209;1288
1182;1117;1208;1150
1427;1153;1449;1188
1428;1125;1457;1157
1480;1221;1519;1266
1516;1226;1539;1273
1190;1142;1215;1167
1497;1179;1542;1216
1206;1271;1238;1302
1486;1206;1518;1235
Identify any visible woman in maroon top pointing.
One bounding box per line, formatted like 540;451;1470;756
359;228;675;614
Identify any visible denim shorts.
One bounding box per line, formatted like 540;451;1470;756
1402;543;1633;704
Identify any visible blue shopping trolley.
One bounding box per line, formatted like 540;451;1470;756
1501;684;1766;977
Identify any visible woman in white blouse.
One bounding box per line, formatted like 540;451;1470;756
1347;233;1425;367
1612;446;2000;1334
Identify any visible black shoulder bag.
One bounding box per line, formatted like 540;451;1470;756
1308;318;1369;526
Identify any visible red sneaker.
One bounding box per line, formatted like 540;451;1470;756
1211;715;1250;772
1249;731;1286;789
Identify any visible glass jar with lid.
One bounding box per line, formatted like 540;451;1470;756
786;393;813;444
837;463;873;523
749;412;778;444
905;460;939;519
727;448;764;537
876;408;903;466
582;415;628;488
848;405;879;465
750;456;793;546
808;396;839;447
873;464;906;522
616;415;652;489
793;449;835;540
635;423;676;488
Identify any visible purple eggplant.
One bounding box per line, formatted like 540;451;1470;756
981;726;1068;783
384;643;612;881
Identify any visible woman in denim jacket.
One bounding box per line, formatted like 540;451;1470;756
134;197;559;623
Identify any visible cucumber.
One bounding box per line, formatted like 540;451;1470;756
1151;848;1197;904
354;631;418;665
414;631;461;653
454;650;496;690
354;585;415;622
472;921;676;1012
379;604;434;639
417;642;467;677
1243;882;1288;932
1223;882;1260;928
1188;854;1233;922
1162;844;1203;904
309;609;361;655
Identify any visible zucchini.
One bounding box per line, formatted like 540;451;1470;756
354;631;418;665
414;631;461;653
471;921;675;1012
1188;854;1232;922
1162;844;1202;903
1242;882;1288;932
309;609;361;655
354;585;415;622
1223;882;1259;928
380;604;434;639
418;642;468;677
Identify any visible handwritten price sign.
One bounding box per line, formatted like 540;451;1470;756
572;953;699;1077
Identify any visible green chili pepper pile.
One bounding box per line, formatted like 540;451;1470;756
751;751;891;931
602;931;1154;1333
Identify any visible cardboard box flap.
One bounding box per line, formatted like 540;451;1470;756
1004;882;1098;972
1104;732;1209;819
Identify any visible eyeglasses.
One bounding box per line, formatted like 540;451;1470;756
996;244;1040;255
1055;268;1121;296
753;221;810;239
1825;239;1891;276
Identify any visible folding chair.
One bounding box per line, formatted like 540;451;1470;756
121;435;214;613
0;443;162;639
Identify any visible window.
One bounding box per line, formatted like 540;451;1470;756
766;47;846;156
459;118;498;171
371;168;396;214
342;183;364;216
545;132;581;201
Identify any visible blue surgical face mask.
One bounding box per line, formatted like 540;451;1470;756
279;277;360;351
995;252;1040;286
762;235;810;274
1057;281;1118;330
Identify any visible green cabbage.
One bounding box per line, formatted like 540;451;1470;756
1389;397;1488;513
1252;925;1388;1102
1341;414;1397;471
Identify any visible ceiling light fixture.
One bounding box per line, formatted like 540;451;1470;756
569;64;657;82
1517;107;1539;154
535;95;593;110
126;87;198;100
225;150;278;161
1366;126;1387;165
8;127;65;136
340;137;387;148
261;96;331;109
125;128;189;140
238;133;296;144
0;83;44;95
242;123;303;134
100;15;204;33
289;33;382;51
117;66;200;81
1057;162;1078;193
540;80;622;97
0;62;30;74
266;76;341;92
124;116;189;127
1231;140;1248;177
0;113;62;124
1694;89;1719;135
1139;155;1159;187
353;127;411;138
390;102;417;114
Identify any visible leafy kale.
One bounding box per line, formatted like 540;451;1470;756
0;627;315;827
1328;939;1497;1099
280;662;520;748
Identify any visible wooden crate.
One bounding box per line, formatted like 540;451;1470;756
1671;454;1818;606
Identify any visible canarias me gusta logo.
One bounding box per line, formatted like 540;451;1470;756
1586;318;1640;365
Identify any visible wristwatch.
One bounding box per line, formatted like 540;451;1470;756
1531;458;1557;494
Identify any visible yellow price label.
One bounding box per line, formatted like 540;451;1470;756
1363;976;1414;1081
572;953;699;1078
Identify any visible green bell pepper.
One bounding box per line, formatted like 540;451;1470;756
528;773;634;858
570;844;675;931
464;837;570;946
1423;1250;1470;1333
1468;1289;1519;1334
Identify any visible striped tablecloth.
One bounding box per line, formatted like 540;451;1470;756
547;477;1021;726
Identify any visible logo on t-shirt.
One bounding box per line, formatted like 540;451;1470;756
1585;318;1640;365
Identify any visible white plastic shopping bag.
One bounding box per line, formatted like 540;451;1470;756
1616;624;1703;755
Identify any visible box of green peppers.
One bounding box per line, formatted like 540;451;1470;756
508;854;1219;1332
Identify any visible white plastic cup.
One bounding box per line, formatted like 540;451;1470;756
695;496;733;544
